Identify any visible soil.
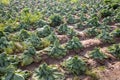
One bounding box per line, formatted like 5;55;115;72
20;37;120;80
19;24;120;80
99;61;120;80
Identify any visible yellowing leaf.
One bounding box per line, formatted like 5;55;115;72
0;0;10;5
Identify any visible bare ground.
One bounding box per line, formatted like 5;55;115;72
20;36;120;80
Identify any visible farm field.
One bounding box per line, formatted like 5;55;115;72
0;0;120;80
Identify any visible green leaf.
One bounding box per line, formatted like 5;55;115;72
48;40;67;58
89;48;108;60
66;36;83;50
62;56;86;75
108;44;120;59
33;63;64;80
49;14;63;27
21;55;33;66
13;74;25;80
36;25;52;38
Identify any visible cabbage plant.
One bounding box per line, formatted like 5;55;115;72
108;44;120;59
33;63;64;80
36;25;52;38
21;47;36;66
66;36;83;50
62;56;86;75
47;40;67;58
89;48;108;61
